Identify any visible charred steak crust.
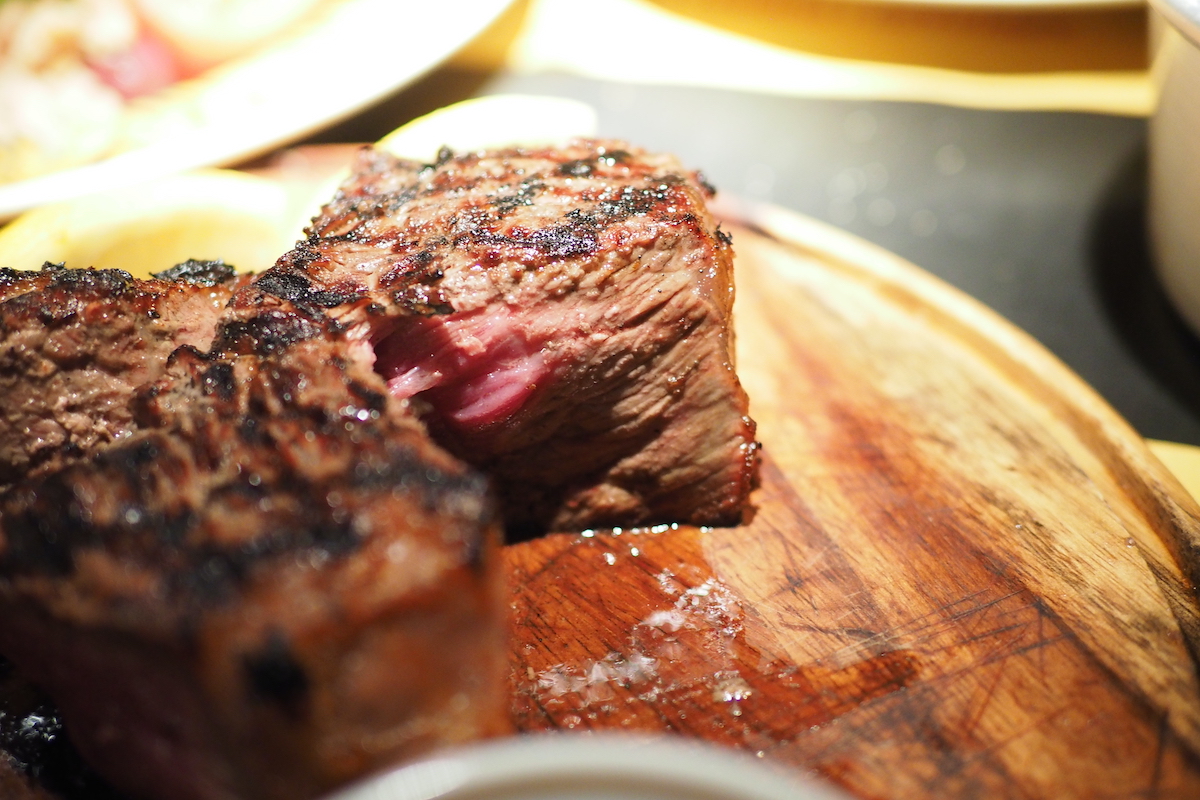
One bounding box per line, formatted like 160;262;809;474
263;140;760;532
0;655;121;800
0;299;506;800
0;262;250;491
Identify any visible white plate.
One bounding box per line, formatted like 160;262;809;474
0;0;514;221
325;734;851;800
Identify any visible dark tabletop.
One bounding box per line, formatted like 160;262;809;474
309;68;1200;446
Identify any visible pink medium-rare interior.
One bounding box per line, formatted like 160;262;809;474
372;305;556;429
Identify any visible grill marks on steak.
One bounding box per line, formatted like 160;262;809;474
0;297;506;800
262;141;760;532
0;261;249;492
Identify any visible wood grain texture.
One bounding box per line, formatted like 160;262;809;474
505;199;1200;799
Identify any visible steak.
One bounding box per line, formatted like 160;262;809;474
0;260;249;492
0;296;508;800
0;137;757;798
259;140;760;533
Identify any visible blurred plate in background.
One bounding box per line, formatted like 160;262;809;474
0;0;514;221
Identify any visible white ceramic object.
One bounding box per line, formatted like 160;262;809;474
376;95;598;163
324;734;850;800
1149;0;1200;335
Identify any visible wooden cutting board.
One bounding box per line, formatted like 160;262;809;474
504;198;1200;799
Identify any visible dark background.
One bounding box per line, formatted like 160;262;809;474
312;69;1200;445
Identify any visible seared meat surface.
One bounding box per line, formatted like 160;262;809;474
0;296;507;800
261;140;759;533
0;260;248;491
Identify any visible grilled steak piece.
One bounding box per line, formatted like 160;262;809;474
0;297;507;800
258;140;759;533
0;260;249;492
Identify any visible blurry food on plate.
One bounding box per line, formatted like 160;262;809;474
132;0;326;73
0;0;324;184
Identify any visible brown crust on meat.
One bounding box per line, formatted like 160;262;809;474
0;263;248;491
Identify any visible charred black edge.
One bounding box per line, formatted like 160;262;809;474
211;308;329;357
555;150;631;178
202;362;236;402
242;631;310;719
0;267;138;311
492;179;546;212
0;669;125;800
151;259;238;287
0;262;244;333
253;269;360;310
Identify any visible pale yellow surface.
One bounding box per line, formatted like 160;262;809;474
452;0;1155;115
1149;440;1200;504
0;170;301;277
648;0;1146;73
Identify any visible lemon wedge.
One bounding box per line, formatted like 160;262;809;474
0;170;297;278
376;94;598;162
